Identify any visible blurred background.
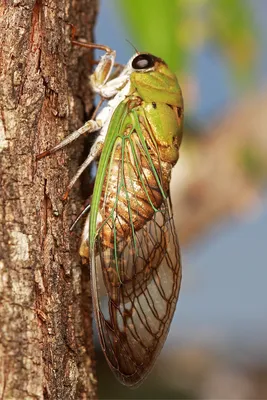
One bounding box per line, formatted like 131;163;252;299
94;0;267;398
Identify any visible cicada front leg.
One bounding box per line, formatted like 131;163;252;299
36;117;104;201
37;42;117;157
72;41;132;98
36;43;119;196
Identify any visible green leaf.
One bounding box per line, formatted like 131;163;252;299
209;0;258;79
115;0;258;79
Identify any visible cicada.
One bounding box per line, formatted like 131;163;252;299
37;41;184;386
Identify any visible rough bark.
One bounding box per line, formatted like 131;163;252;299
0;1;98;399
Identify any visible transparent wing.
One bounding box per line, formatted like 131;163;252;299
91;131;181;387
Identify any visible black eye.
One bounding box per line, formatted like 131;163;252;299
132;54;155;70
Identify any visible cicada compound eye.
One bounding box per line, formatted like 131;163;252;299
132;53;155;70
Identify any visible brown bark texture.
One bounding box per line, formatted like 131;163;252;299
0;0;98;399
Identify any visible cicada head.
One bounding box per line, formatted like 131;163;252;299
129;53;183;107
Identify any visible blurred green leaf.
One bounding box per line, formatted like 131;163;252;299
115;0;258;78
209;0;257;80
239;145;266;182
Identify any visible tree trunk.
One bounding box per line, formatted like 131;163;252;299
0;1;98;398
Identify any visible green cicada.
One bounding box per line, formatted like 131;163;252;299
37;41;184;386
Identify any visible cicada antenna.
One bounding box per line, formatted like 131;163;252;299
125;39;139;54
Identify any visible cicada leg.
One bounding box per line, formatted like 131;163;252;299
72;41;117;94
36;42;116;197
36;118;103;160
109;63;125;81
36;41;118;155
61;140;103;201
37;123;104;201
72;40;131;98
69;203;91;232
71;26;123;84
36;40;121;159
37;41;129;200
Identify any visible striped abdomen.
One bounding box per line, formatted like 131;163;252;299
98;129;173;249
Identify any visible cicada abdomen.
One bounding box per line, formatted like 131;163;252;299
98;111;177;249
